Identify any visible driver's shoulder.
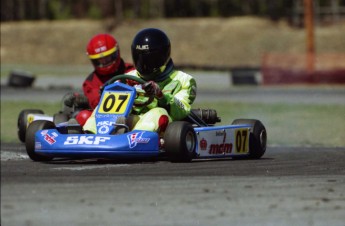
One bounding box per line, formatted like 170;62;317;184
171;70;195;85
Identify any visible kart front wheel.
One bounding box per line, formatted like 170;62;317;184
25;120;55;161
231;119;267;159
17;109;44;143
164;121;197;162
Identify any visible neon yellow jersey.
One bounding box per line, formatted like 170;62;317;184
126;69;197;121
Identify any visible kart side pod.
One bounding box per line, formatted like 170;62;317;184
163;119;267;162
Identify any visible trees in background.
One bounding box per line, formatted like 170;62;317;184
1;0;344;26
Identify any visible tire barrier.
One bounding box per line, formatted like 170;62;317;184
7;70;36;88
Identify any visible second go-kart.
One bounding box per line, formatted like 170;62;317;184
25;74;267;162
18;109;53;143
17;92;89;143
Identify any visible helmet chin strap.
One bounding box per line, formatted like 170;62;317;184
139;59;174;82
155;59;174;82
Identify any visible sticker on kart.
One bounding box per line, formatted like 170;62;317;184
40;130;58;145
234;128;249;154
197;129;233;156
127;132;150;148
64;136;111;145
196;127;249;157
98;92;132;114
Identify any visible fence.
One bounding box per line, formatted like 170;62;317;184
261;53;345;84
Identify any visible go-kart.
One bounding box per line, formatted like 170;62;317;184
25;74;267;162
17;92;89;143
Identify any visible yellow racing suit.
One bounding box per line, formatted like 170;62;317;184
83;68;197;134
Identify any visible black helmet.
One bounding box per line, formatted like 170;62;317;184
131;28;171;81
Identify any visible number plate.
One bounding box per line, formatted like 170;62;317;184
98;92;131;115
234;128;249;154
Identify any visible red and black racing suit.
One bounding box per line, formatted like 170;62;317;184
82;59;134;109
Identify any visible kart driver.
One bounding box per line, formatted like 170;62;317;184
83;28;197;134
66;34;134;125
83;33;135;109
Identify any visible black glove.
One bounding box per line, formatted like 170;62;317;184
64;92;76;107
74;94;89;108
142;81;163;99
64;92;89;108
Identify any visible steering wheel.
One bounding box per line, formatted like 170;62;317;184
100;74;154;107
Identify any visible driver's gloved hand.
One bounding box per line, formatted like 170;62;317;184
142;81;163;99
64;93;76;107
74;94;89;108
64;92;89;108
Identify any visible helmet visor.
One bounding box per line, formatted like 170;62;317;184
134;50;168;76
92;50;119;68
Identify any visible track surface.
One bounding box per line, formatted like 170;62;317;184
1;144;345;226
2;77;345;225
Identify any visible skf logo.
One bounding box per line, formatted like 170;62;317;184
97;121;113;126
64;136;110;145
136;45;149;50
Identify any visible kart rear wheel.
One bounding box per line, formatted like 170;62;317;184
164;121;197;162
231;119;267;159
17;109;44;143
25;120;55;161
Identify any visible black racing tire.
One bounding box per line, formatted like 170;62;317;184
231;119;267;159
53;112;70;124
164;121;197;162
25;120;55;161
8;70;35;87
17;109;44;143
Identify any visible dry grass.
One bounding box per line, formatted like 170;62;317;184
1;17;345;68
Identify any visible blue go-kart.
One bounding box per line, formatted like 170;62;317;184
25;74;267;162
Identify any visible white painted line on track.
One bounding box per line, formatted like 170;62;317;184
1;151;29;161
52;164;130;171
0;151;130;172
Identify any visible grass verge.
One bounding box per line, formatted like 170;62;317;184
193;101;345;147
1;100;344;147
0;64;92;78
1;101;60;143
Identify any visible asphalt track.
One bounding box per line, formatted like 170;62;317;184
1;144;345;226
1;75;345;225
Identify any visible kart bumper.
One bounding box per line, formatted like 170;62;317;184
34;129;160;159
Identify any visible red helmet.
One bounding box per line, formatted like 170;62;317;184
86;34;121;75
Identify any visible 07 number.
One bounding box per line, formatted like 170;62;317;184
235;129;249;153
98;93;130;114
